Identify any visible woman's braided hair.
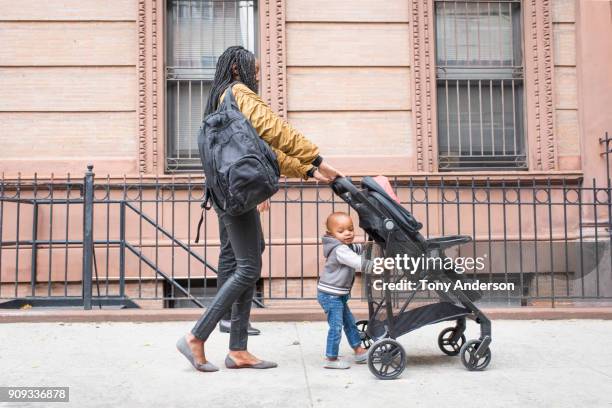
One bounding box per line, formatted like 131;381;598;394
204;45;258;116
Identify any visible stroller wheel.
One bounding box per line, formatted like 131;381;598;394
367;339;406;380
460;339;492;371
437;327;466;356
356;320;372;350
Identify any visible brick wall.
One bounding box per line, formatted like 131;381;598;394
0;0;139;176
285;0;414;173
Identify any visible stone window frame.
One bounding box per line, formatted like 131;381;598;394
136;0;287;175
138;0;561;176
409;0;558;173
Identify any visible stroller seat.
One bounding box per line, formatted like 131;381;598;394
360;176;472;252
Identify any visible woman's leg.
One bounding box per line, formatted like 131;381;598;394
188;207;262;354
228;212;264;350
216;213;236;323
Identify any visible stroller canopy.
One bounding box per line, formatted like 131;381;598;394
361;176;423;236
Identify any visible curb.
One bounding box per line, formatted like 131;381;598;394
2;307;612;323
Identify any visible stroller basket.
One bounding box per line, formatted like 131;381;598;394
330;176;493;379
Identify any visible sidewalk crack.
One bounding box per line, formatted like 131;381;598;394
294;322;314;408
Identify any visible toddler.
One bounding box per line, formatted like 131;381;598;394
317;211;374;369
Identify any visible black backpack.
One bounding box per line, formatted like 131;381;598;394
197;82;280;221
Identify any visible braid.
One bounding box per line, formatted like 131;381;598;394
204;46;257;116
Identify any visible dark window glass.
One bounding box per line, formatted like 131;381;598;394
435;1;526;170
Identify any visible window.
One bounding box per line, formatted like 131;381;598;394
166;0;257;171
435;0;526;170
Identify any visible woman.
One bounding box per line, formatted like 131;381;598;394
177;45;344;371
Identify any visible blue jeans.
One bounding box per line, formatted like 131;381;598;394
317;291;362;358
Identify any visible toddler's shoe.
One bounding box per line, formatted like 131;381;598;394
324;359;351;369
354;352;368;364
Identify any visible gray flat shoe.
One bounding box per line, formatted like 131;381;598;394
176;336;219;372
246;322;261;336
219;320;261;336
225;355;277;369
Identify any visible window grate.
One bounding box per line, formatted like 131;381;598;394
165;0;257;172
435;0;526;171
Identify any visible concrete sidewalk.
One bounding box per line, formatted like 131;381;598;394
1;320;611;407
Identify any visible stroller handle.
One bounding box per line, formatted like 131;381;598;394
330;176;361;199
331;176;384;216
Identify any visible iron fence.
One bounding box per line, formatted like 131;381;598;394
1;158;612;309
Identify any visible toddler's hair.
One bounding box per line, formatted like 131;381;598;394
325;212;352;232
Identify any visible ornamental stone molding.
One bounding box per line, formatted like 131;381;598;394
137;0;287;174
409;0;556;172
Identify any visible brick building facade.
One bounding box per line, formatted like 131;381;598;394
0;0;611;306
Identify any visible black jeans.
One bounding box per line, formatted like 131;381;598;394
191;205;264;350
217;210;265;322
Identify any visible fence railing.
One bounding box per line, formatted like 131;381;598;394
1;162;612;309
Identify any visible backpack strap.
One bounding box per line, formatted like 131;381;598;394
222;81;240;110
194;186;213;244
202;184;213;210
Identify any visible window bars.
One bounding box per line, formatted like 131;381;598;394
435;0;526;170
166;0;257;171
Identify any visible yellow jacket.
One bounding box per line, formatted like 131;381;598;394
220;83;320;180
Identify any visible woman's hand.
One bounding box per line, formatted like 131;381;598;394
257;199;271;212
318;162;344;181
312;169;331;183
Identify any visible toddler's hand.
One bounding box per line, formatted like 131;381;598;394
257;199;271;212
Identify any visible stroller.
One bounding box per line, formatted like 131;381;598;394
330;176;492;380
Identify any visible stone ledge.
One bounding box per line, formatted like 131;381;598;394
2;305;612;323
